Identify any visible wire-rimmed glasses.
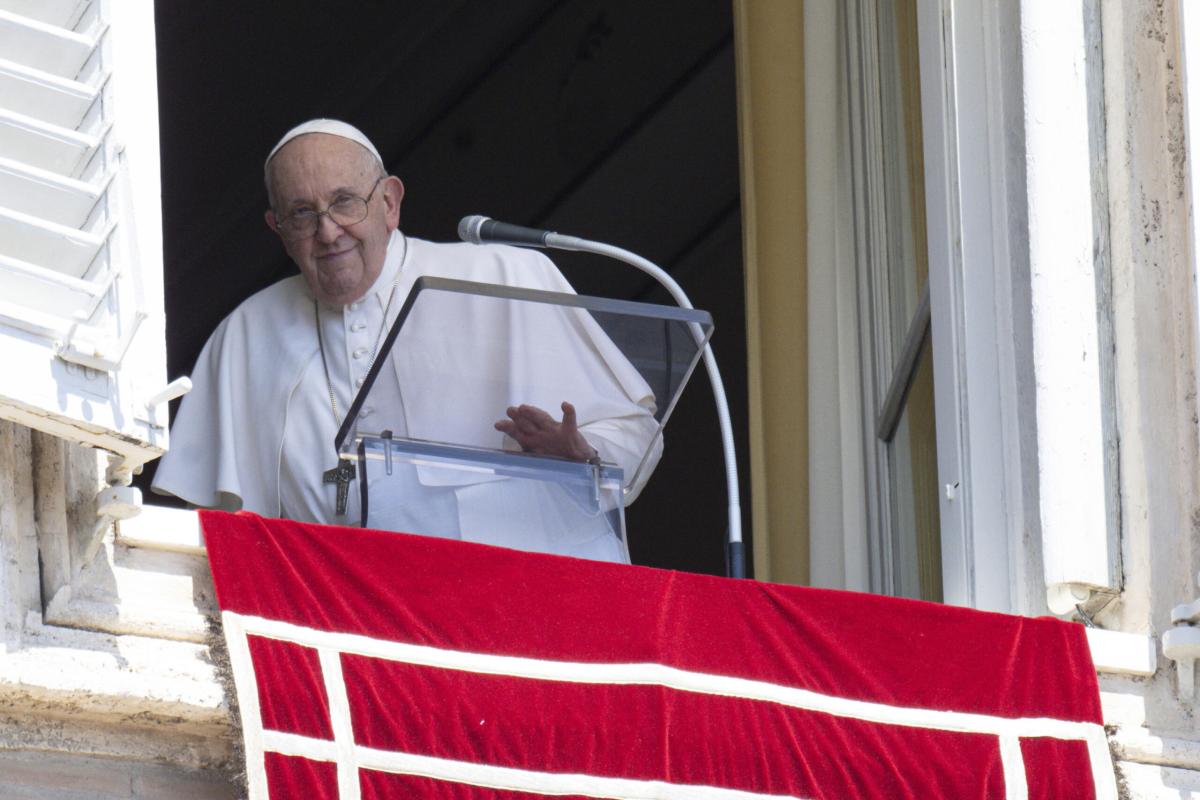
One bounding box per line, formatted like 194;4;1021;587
273;176;385;241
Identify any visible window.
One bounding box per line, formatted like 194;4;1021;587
842;0;942;602
0;0;171;479
824;0;1035;611
0;0;195;637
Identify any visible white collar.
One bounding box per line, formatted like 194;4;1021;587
360;230;406;309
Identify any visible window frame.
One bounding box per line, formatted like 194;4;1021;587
0;0;170;479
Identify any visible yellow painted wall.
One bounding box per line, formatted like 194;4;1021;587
732;0;808;585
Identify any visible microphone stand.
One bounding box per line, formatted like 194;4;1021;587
461;219;745;579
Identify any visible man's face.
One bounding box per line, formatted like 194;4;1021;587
265;133;404;306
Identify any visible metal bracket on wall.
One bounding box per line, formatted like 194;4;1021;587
1163;573;1200;701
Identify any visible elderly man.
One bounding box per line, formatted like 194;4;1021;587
152;119;661;562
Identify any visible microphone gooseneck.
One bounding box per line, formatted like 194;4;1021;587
457;214;746;578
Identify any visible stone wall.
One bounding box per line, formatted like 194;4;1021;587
0;421;238;797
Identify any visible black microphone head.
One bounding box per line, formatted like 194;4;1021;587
458;215;491;244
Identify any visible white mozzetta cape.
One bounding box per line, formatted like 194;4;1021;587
153;235;662;559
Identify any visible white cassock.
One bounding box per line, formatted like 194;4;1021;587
152;231;663;562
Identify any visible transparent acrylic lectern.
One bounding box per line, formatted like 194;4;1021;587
333;276;713;562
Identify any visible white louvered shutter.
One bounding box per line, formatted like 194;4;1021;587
0;0;170;474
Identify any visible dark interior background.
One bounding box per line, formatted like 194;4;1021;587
146;0;751;576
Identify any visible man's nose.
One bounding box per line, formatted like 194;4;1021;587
315;212;343;242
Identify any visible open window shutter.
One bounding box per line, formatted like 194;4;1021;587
0;0;169;473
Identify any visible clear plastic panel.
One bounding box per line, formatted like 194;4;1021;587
355;435;628;562
337;277;713;494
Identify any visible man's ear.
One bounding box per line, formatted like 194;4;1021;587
265;209;278;233
382;176;404;230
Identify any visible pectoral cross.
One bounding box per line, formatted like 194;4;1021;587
322;459;356;516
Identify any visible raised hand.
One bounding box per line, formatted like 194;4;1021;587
494;401;599;462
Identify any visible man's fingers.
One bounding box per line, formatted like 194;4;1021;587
515;417;542;436
560;401;578;434
517;404;555;425
505;405;557;435
497;401;591;461
498;408;549;440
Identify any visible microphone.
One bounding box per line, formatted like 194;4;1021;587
458;215;555;248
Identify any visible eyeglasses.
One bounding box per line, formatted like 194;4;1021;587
274;176;385;241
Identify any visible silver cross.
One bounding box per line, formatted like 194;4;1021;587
322;459;356;516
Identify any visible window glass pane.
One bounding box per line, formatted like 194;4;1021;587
886;335;941;601
877;0;929;371
871;0;940;600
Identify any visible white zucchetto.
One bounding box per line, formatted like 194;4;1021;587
264;118;384;174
